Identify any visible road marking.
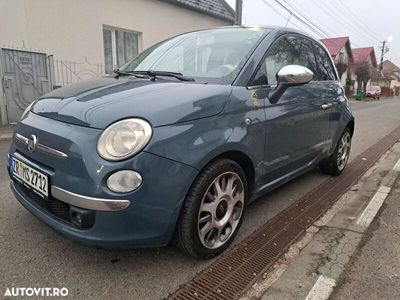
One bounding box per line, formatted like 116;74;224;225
305;275;336;300
393;158;400;172
356;185;391;227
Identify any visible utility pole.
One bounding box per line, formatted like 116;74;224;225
235;0;243;25
379;40;387;71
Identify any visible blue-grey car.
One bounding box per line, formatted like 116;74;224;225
8;27;354;258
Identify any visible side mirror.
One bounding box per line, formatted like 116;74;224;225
269;65;313;104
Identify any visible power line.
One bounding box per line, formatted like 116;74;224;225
268;0;329;39
310;0;379;46
260;0;302;31
336;0;382;41
327;0;380;44
281;0;335;38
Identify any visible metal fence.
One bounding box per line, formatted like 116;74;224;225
53;56;103;87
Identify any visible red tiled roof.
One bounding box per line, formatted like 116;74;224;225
320;37;349;56
352;47;377;66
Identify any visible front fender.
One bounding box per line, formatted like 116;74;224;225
145;112;265;176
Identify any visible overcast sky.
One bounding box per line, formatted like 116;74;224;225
225;0;400;65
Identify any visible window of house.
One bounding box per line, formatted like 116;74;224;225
103;26;139;74
315;44;337;81
251;36;318;86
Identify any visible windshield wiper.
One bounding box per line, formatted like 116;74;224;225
115;70;195;82
113;69;147;79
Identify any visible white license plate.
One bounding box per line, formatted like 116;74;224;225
11;157;49;198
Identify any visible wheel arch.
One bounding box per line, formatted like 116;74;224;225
346;119;355;136
205;150;255;194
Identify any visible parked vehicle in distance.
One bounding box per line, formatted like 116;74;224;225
365;86;381;99
8;26;354;258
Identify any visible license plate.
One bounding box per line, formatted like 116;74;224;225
10;156;49;198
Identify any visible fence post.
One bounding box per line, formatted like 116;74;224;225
0;49;8;125
47;54;55;90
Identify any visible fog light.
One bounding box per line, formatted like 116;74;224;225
107;170;142;193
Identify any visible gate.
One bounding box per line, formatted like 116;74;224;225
0;48;53;124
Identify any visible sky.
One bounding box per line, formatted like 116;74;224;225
225;0;400;66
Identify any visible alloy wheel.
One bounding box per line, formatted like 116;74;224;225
197;172;244;249
337;132;351;171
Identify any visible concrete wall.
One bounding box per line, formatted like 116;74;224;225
0;0;230;64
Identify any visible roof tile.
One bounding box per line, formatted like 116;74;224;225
320;37;349;57
161;0;235;22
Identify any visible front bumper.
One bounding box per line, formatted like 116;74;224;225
51;185;130;211
9;113;198;248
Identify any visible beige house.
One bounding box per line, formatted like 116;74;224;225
0;0;234;84
348;47;377;94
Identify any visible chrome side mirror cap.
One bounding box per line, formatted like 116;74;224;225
269;65;314;104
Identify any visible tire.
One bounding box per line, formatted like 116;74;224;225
173;159;248;259
320;128;352;176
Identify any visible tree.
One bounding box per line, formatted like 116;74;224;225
355;62;371;93
335;62;348;80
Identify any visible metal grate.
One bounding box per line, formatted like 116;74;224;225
168;125;400;300
14;181;71;223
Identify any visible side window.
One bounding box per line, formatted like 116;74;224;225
315;44;336;81
251;36;318;86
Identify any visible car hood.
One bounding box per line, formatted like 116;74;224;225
32;77;232;129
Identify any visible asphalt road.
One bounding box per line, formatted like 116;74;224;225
1;97;400;299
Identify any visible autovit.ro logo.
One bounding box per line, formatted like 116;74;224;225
4;287;68;297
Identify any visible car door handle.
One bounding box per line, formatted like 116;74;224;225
321;103;333;110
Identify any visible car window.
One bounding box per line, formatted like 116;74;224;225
315;43;337;81
119;28;268;84
251;36;318;86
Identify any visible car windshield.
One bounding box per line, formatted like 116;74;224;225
366;86;376;92
119;27;269;84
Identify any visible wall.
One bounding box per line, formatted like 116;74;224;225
0;0;230;65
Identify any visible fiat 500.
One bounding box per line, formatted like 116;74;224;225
8;27;354;258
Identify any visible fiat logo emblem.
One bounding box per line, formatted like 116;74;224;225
27;134;38;152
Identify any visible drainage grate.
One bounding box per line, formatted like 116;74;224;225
168;125;400;300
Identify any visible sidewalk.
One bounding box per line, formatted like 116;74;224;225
0;124;15;141
242;142;400;300
331;177;400;299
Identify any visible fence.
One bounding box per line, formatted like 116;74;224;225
53;56;104;87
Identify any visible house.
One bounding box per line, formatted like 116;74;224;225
0;0;234;80
348;47;378;94
0;0;234;124
381;60;400;95
320;37;353;89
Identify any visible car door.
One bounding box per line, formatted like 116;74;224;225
314;42;345;151
249;35;330;185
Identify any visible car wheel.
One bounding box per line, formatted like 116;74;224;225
320;128;352;176
173;159;248;258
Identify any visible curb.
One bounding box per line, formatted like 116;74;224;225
0;134;12;142
246;143;400;300
305;158;400;300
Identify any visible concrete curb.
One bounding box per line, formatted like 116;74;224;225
242;143;400;300
0;134;12;142
304;160;400;300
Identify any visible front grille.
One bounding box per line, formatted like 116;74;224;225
14;180;71;223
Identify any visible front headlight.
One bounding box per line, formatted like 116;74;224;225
97;118;152;161
21;101;35;120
